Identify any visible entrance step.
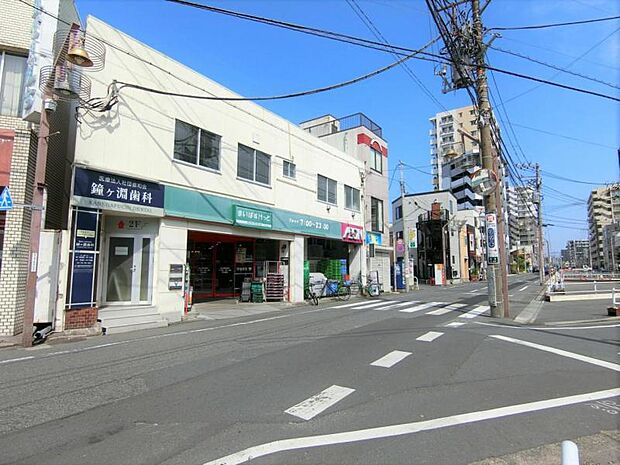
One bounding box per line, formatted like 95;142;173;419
98;306;168;334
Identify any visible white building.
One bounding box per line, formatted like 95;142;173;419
588;184;620;270
300;113;392;289
59;17;367;333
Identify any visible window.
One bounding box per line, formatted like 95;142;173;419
237;144;271;185
0;52;27;116
173;120;221;170
283;160;296;179
370;148;382;173
395;205;403;220
344;185;360;211
317;174;337;204
371;197;384;232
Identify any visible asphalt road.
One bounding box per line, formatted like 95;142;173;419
0;274;618;465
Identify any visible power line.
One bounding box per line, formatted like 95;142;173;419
509;122;617;149
489;14;620;31
541;170;612;186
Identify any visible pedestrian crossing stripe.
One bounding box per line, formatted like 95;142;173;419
0;186;13;211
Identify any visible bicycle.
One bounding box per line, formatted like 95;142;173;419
306;278;351;305
345;275;381;298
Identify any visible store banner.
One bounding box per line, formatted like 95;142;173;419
366;232;382;245
73;167;165;216
486;213;499;264
233;205;273;229
341;223;364;243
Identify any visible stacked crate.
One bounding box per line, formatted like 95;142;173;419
265;273;284;301
318;259;344;281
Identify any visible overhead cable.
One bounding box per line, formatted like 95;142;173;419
489;15;620;31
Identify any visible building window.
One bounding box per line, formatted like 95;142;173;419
371;197;384;232
238;144;271;185
283;160;296;179
0;52;27;117
344;185;360;211
317;174;337;204
395;205;403;220
173;120;221;170
370;148;382;173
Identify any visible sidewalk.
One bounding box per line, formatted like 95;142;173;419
183;298;305;321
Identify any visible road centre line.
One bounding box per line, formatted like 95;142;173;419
416;331;444;342
459;305;490;319
203;387;620;465
490;335;620;372
518;286;529;292
370;350;412;368
426;303;467;316
285;385;355;421
400;302;446;313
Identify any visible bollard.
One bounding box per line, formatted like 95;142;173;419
561;440;579;465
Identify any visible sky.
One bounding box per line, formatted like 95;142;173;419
74;0;619;254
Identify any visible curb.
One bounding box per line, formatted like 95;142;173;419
513;283;547;324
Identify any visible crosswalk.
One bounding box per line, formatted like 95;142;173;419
332;298;490;321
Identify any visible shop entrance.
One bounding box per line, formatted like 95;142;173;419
105;235;154;304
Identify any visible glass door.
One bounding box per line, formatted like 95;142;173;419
105;235;153;304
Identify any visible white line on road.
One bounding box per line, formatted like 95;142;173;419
458;305;490;319
474;321;620;331
400;302;446;313
490;335;620;372
203;388;620;465
416;331;444;342
445;321;466;328
372;301;418;311
350;301;395;310
332;300;389;309
518;286;529;292
285;385;355;421
426;303;467;316
370;350;412;368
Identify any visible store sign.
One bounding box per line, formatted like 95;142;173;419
341;223;363;243
366;232;382;246
68;208;100;308
396;238;405;254
486;213;499;264
234;205;273;229
408;228;417;249
73;167;165;217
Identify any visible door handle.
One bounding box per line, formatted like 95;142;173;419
131;265;137;272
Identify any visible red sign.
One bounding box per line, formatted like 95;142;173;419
341;223;364;243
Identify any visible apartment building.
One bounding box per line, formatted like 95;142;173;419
300;113;392;289
560;239;591;269
0;0;79;336
588;184;620;270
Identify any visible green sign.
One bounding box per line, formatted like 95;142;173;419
234;205;272;229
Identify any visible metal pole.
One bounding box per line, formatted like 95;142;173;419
21;97;50;347
536;163;545;285
400;161;410;292
472;0;504;318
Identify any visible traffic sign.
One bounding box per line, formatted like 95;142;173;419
0;186;13;211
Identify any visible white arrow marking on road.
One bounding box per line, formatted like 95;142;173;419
490;335;620;372
416;331;444;342
400;302;446;313
373;301;419;311
518;286;529;292
426;303;468;315
458;305;490;319
370;350;412;368
203;388;620;465
285;385;355;421
445;321;466;328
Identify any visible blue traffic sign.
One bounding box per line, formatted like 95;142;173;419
0;186;13;211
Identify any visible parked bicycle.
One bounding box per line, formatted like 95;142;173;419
345;274;381;298
306;278;351;305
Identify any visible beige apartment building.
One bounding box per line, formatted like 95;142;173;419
588;184;620;270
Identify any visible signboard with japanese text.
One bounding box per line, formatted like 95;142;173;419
486;213;499;264
341;223;364;243
73;167;165;217
67;207;101;308
408;228;417;249
233;205;273;229
366;232;382;246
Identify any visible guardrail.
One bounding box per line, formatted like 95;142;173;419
562;270;620;281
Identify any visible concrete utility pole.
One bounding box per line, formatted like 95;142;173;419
535;163;545;285
472;0;507;318
399;160;410;291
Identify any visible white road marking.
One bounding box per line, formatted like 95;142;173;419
426;303;468;316
458;305;490;319
400;302;446;313
474;321;620;331
416;331;444;342
372;301;418;311
445;321;466;328
350;301;395;310
285;385;355;421
332;300;388;309
490;335;620;372
203;388;620;465
518;286;529;292
370;350;412;368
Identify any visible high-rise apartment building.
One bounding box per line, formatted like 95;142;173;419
588;184;620;270
560;240;591;269
507;186;538;249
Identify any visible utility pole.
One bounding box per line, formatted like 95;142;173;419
535;163;545;285
472;0;506;318
399;160;410;292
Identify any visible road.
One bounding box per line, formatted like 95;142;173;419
0;274;618;465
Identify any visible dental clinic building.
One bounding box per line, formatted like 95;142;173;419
63;17;365;332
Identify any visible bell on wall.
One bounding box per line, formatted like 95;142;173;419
53;64;79;98
66;32;93;68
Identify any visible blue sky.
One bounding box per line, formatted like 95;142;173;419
76;0;619;254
